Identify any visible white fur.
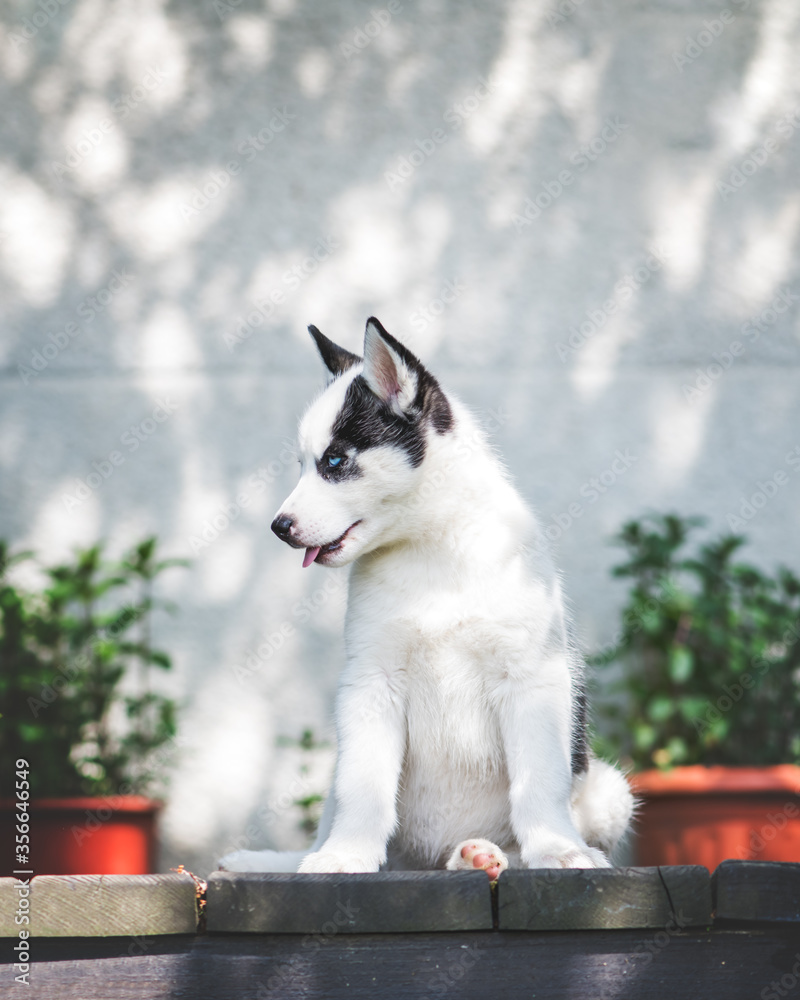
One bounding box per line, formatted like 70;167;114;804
219;328;634;875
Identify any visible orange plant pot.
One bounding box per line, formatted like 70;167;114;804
630;765;800;871
1;796;162;876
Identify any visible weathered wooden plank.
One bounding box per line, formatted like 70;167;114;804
658;865;714;925
13;928;794;1000
714;860;800;923
0;877;30;937
206;870;494;934
26;874;198;937
497;866;712;930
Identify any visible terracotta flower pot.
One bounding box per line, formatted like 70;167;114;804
630;764;800;870
1;796;162;876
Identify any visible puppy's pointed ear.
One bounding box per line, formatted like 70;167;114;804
362;317;421;417
308;325;361;377
362;318;453;431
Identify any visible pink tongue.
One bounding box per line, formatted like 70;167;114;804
302;546;321;568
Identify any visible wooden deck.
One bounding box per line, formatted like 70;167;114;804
2;861;798;999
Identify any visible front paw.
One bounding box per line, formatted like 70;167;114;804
447;839;509;881
298;850;381;873
524;838;611;870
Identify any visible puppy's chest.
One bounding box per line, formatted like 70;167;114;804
347;587;535;762
396;619;510;765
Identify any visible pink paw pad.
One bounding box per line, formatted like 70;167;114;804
457;841;505;880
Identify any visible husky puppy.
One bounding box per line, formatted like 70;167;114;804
219;318;633;877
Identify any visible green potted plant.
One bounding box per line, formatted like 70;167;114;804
592;514;800;870
0;538;187;875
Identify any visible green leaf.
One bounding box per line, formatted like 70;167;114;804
633;722;657;750
668;646;694;684
704;715;730;745
640;609;665;634
646;695;674;723
666;736;689;763
678;696;709;723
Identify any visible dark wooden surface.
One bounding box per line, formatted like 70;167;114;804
497;865;712;930
4;863;799;998
713;860;800;923
12;927;799;1000
207;869;493;933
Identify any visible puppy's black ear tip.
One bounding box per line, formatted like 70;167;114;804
365;316;389;337
308;324;362;376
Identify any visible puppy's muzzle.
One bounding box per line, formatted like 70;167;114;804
271;514;303;548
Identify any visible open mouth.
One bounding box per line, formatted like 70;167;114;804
302;521;362;568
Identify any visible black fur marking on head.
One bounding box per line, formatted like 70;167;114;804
364;317;453;435
330;376;427;467
330;366;453;469
308;325;362;377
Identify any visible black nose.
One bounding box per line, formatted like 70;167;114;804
271;514;294;540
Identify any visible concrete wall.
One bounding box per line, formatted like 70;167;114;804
1;0;799;874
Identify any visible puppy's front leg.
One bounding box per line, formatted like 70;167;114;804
500;668;610;869
298;670;405;873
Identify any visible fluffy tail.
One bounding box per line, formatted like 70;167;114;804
217;848;309;873
570;758;635;858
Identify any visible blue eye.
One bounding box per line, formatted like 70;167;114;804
327;455;344;468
